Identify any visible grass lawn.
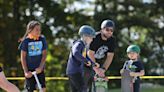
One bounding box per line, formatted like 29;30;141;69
109;87;164;92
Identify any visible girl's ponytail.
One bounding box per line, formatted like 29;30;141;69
18;20;40;49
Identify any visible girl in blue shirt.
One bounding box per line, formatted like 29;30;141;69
19;20;47;92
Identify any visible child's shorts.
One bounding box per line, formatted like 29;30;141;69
25;71;46;91
0;67;2;72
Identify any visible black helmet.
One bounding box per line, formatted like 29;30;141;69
101;19;115;29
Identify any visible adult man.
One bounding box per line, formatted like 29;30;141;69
88;19;116;77
83;19;116;92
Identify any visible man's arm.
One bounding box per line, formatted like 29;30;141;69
88;50;96;62
102;52;114;71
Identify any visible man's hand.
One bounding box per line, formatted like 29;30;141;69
35;67;42;74
93;68;105;78
24;71;32;78
98;68;105;77
93;66;99;73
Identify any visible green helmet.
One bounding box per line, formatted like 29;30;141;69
126;45;140;53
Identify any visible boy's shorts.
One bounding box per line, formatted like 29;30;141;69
25;71;46;91
0;67;2;72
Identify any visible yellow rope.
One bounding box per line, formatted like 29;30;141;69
6;76;164;80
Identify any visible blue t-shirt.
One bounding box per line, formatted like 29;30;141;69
19;35;47;70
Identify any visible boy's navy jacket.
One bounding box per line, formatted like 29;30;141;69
19;35;47;70
66;40;88;75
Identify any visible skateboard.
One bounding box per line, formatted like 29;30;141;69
92;76;108;92
121;69;134;92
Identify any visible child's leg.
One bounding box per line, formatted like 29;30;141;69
68;73;87;92
25;77;36;92
133;79;140;92
38;71;46;92
0;71;20;92
69;79;78;92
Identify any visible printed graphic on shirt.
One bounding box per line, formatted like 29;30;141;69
129;65;137;72
124;60;137;72
94;45;108;59
28;41;42;56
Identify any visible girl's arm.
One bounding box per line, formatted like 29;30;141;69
36;36;47;73
36;50;47;74
20;51;28;73
40;50;47;69
21;50;32;78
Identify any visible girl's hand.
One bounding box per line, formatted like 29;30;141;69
35;67;42;74
25;71;32;78
130;72;136;77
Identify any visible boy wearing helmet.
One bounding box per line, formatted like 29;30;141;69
66;25;98;92
120;45;145;92
88;19;116;78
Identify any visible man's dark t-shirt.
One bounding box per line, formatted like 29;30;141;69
89;32;116;66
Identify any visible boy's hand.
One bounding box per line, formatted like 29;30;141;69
86;61;91;66
35;67;42;74
120;69;124;74
24;71;32;78
130;72;136;77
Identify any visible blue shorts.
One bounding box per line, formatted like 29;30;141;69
25;71;46;92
